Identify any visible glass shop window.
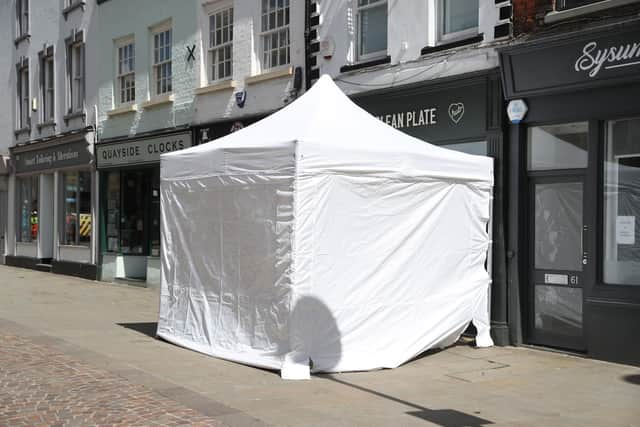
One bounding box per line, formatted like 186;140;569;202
105;171;121;253
603;117;640;286
62;171;91;246
120;170;146;254
17;175;39;243
150;168;161;257
104;168;158;255
528;122;588;171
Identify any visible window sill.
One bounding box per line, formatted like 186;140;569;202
106;103;138;117
64;110;86;124
142;94;174;109
62;0;86;19
59;244;91;249
545;0;638;23
14;127;31;137
37;121;57;132
246;67;293;85
421;34;484;56
195;80;234;95
339;56;391;73
14;33;30;47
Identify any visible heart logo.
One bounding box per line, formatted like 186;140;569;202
448;102;465;124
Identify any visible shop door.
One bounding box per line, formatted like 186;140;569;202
529;175;587;351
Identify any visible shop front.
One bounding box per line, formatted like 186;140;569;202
95;129;192;287
500;20;640;365
6;133;96;279
0;155;9;264
193;115;266;146
351;70;509;345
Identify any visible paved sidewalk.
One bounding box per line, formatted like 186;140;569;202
0;333;223;427
1;265;639;427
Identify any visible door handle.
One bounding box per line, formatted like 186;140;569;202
582;224;588;265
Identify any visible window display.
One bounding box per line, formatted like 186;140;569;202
17;176;39;243
62;171;91;246
604;117;640;286
103;167;159;256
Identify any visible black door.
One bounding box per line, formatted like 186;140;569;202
529;174;587;351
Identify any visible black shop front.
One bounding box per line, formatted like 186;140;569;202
500;19;640;365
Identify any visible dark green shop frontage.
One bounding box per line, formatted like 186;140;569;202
352;70;510;346
95;129;192;287
500;19;640;365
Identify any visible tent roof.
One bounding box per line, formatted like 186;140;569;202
161;75;493;183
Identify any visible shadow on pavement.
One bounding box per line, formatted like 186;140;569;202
622;374;640;385
323;375;493;427
117;322;158;338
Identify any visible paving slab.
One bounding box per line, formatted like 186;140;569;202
1;265;639;427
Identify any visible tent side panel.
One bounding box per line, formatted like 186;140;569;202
157;172;296;369
294;172;492;372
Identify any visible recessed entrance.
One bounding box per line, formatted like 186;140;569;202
526;122;589;352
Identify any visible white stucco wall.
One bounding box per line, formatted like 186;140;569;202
96;0;200;139
0;1;13;156
11;0;98;145
317;0;510;95
193;0;307;125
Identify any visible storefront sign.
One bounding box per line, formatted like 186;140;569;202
354;81;487;142
500;24;640;98
13;140;92;173
96;131;192;168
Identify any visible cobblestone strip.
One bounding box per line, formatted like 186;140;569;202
0;334;226;427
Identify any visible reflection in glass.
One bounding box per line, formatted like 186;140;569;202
604;118;640;286
63;171;91;246
535;285;583;338
534;182;583;271
17;176;38;243
442;0;478;35
441;141;487;156
528;122;588;171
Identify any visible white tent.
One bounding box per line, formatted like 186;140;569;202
157;75;494;378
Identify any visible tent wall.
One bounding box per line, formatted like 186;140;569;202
158;167;296;369
293;170;492;372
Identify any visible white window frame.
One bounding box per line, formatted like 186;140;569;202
17;0;29;37
207;4;233;83
68;42;85;113
115;36;135;106
356;0;388;62
260;0;290;72
42;55;55;123
437;0;479;43
151;21;173;97
17;65;29;129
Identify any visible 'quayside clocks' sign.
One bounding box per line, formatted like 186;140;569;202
501;24;640;98
354;81;486;143
96;131;192;168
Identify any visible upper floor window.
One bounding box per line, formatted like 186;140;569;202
260;0;290;71
116;38;135;105
556;0;602;10
67;40;85;113
40;53;55;122
439;0;478;42
17;63;29;129
208;7;233;82
152;26;172;95
16;0;29;38
357;0;387;61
